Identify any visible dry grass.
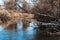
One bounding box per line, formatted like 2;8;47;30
0;9;34;30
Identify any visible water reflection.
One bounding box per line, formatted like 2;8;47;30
0;22;36;40
0;26;4;31
0;22;60;40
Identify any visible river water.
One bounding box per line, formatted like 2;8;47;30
0;22;60;40
0;22;37;40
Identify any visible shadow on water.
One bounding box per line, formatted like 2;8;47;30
0;22;60;40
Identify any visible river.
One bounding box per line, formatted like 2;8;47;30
0;22;60;40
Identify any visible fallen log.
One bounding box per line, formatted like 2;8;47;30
39;22;59;26
34;13;59;23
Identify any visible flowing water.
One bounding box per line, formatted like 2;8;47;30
0;22;60;40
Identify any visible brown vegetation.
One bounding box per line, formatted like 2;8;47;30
0;0;59;35
0;8;34;30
